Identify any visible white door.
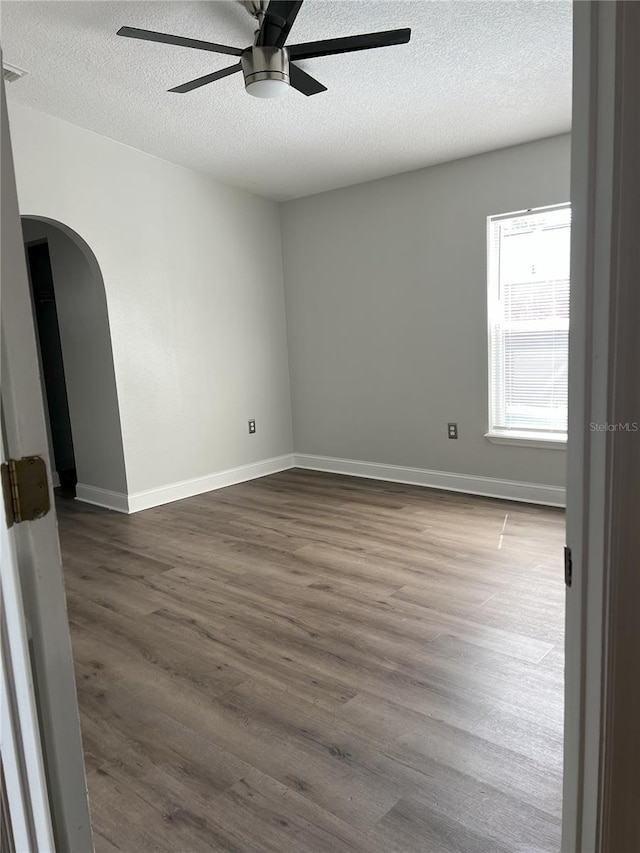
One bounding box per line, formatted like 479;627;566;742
1;70;93;852
1;443;56;852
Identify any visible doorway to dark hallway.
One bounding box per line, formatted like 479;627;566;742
26;239;77;493
20;215;128;508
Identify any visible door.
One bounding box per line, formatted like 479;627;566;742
1;438;56;852
1;70;93;851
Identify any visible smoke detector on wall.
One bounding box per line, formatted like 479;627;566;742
2;62;29;83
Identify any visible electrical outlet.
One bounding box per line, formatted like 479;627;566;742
448;422;458;439
248;419;256;435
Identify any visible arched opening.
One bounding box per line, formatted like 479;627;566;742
21;216;128;502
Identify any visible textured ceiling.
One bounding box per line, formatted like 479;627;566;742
0;1;572;200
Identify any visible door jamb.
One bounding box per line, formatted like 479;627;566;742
563;2;640;850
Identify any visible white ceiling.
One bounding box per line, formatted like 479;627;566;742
1;1;572;201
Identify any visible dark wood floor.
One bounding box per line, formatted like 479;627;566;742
57;469;566;853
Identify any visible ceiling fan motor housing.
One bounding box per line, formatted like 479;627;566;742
241;46;290;89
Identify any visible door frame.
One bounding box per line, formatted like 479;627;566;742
563;2;640;850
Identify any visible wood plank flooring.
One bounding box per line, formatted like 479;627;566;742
57;469;566;853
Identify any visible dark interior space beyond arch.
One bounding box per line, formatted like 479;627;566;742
26;239;77;492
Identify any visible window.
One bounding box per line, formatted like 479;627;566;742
487;203;571;446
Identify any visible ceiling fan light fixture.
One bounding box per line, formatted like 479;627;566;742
245;77;290;98
242;45;290;98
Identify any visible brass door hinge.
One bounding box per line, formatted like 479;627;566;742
1;456;51;528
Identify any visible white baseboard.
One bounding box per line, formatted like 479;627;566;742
293;453;566;507
75;484;130;513
51;471;60;489
126;453;295;513
76;452;564;514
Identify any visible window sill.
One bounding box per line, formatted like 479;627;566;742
485;432;567;450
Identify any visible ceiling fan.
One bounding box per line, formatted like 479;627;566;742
117;0;411;99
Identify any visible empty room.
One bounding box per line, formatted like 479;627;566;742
2;1;595;851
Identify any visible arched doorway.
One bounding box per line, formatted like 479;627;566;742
21;216;128;502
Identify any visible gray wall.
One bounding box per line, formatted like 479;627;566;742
22;218;128;494
9;96;570;497
280;134;571;487
9;102;293;496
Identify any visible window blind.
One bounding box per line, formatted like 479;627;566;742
488;204;571;439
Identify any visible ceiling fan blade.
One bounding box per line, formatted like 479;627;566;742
168;63;242;93
257;1;303;48
289;63;327;96
117;26;242;57
288;28;411;60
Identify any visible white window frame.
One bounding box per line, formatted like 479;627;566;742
485;203;570;450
